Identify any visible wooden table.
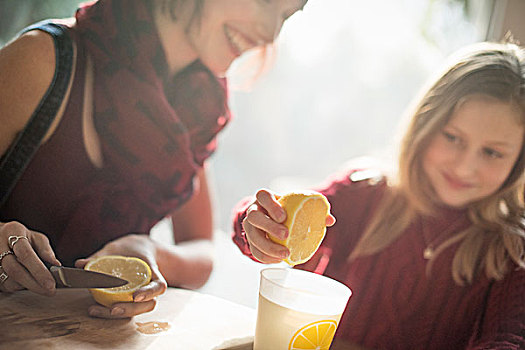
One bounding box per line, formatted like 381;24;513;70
0;288;256;350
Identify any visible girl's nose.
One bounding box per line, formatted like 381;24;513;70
453;149;479;178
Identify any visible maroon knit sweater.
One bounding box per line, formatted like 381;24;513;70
232;169;525;349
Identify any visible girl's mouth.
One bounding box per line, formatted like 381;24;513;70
442;171;474;190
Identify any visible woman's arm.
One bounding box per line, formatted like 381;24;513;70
157;166;214;289
0;29;70;297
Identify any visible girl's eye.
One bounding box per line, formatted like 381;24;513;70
442;131;459;144
483;148;503;159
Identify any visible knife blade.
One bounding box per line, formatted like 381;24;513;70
49;266;128;289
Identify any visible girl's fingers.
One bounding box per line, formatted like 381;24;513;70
245;206;288;241
244;222;289;260
326;214;336;227
245;190;334;263
88;299;157;319
249;243;285;264
255;189;286;223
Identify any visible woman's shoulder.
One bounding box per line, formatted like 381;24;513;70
0;29;56;155
1;29;56;97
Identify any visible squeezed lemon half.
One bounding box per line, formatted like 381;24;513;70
271;191;330;266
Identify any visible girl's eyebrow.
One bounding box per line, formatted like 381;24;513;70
444;125;519;150
484;140;518;150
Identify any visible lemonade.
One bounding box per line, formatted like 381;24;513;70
254;268;351;350
254;294;342;350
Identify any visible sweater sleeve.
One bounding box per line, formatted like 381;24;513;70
230;167;386;269
467;266;525;349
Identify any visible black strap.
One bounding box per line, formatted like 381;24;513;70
0;21;74;206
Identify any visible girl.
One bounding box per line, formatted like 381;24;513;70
0;0;307;319
233;41;525;349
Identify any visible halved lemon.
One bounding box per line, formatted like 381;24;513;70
84;255;152;307
289;320;338;350
271;191;330;266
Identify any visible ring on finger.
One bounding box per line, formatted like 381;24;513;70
0;265;8;284
0;250;14;263
8;235;28;250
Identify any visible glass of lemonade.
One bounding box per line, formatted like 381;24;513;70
254;267;352;350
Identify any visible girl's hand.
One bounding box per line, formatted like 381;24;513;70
75;234;167;319
242;189;335;264
0;222;61;296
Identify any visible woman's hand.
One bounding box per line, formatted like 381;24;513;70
75;234;167;319
242;189;335;264
0;222;61;296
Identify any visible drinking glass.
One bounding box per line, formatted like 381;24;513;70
254;267;351;350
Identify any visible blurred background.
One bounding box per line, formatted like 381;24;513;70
2;0;524;307
214;0;525;232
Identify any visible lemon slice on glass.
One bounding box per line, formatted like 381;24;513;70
289;319;338;350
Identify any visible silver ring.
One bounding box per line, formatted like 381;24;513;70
0;250;14;263
8;235;28;250
0;266;8;284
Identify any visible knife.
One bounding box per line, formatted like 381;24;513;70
49;265;128;289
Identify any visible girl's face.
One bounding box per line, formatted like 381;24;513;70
422;96;524;208
185;0;307;75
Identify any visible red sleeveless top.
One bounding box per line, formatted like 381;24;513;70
1;27;96;266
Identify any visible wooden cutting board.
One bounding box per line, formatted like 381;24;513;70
0;288;256;350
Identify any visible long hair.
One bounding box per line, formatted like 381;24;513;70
350;42;525;285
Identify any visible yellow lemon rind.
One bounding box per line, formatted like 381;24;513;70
272;191;330;266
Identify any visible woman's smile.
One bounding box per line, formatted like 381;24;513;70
171;0;307;75
224;25;259;58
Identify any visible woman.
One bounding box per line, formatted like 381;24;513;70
0;0;307;318
233;42;525;349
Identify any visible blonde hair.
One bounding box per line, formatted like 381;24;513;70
350;42;525;285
